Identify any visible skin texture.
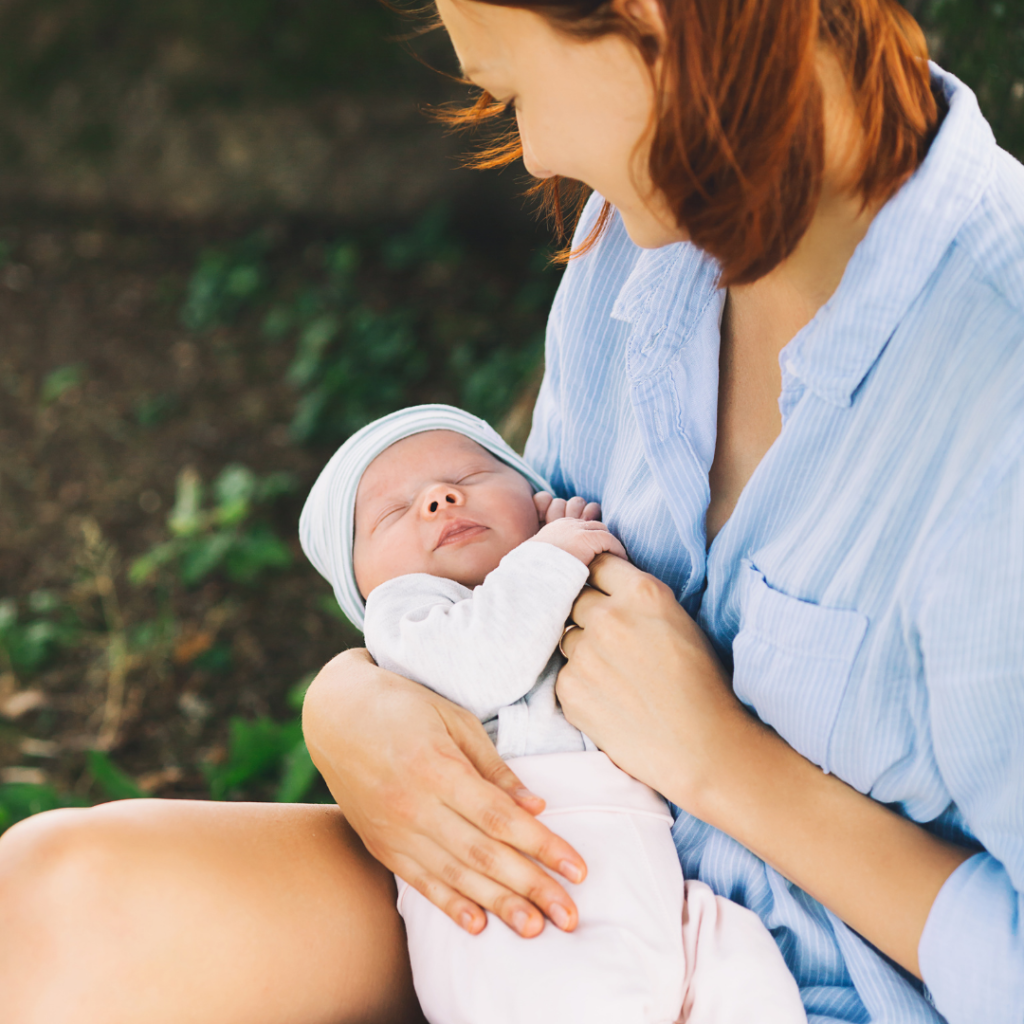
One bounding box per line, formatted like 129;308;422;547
0;0;975;1018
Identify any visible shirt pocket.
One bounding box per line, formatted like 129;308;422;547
732;562;868;774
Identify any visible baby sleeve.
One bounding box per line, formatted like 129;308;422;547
363;542;590;722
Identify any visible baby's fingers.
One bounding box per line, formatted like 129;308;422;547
565;496;587;519
544;497;568;523
582;501;601;521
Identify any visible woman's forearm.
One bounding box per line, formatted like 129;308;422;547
301;649;591;938
673;709;974;978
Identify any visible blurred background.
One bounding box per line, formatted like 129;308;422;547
0;0;1021;826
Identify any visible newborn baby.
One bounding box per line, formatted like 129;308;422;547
300;404;806;1024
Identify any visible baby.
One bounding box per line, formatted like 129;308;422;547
300;404;806;1024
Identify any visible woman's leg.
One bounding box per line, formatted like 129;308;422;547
0;799;425;1024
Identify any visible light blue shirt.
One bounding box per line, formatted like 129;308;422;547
525;66;1024;1024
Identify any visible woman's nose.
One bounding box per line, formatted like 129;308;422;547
422;486;463;515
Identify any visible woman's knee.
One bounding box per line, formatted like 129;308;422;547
1;802;151;945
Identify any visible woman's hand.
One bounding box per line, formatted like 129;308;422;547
556;553;749;810
302;650;588;939
557;554;975;978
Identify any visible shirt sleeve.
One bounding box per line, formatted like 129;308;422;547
362;542;590;722
916;455;1024;1024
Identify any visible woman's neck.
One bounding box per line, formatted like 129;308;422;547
726;47;883;348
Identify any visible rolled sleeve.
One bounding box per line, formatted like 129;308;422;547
917;455;1024;1023
919;853;1024;1021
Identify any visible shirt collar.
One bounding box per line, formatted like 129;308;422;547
609;66;996;408
783;65;997;407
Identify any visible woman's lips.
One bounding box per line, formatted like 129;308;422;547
435;519;488;549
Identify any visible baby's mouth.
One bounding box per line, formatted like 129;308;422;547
435;519;488;549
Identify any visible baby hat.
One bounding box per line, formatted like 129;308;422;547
299;404;552;631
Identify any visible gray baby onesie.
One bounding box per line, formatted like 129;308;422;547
363;541;597;758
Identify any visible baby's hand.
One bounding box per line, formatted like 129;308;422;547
534;491;602;524
530;517;628;566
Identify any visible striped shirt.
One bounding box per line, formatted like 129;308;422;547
525;65;1024;1024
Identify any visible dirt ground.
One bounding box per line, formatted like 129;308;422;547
0;201;551;807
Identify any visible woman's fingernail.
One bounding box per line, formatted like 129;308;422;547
512;909;531;934
559;859;584;883
459;910;476;931
549;903;571;930
515;787;540;803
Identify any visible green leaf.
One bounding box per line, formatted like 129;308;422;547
40;364;84;404
128;539;181;586
87;750;145;801
27;590;60;615
205;716;303;800
275;738;320;803
213;464;257;526
287;672;317;711
0;783;89;833
178;531;235;587
287;313;341;387
168;467;205;538
222;524;291;584
262;304;295;342
0;598;16;633
190;642;233;674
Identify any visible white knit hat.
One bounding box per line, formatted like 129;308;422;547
298;404;551;631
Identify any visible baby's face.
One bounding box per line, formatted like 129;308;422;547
352;430;542;597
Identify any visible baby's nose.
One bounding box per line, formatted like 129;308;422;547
424;488;462;514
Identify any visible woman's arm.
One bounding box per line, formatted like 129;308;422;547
557;555;975;978
302;649;588;938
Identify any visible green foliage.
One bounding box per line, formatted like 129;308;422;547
180;234;269;333
914;0;1024;160
130;465;294;588
0;0;419;113
204;714;320;802
0;592;77;677
0;783;88;832
87;750;145;800
40;364;84;404
178;206;559;446
203;674;320;802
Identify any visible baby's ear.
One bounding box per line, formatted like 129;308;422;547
533;491;553;521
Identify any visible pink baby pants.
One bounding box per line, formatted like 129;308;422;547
396;751;806;1024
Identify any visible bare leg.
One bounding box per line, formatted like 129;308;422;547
0;800;425;1024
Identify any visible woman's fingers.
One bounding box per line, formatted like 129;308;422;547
450;707;546;816
390;850;489;935
423;812;581;935
585;550;649;595
452;774;586;886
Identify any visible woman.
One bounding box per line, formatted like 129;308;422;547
1;0;1020;1021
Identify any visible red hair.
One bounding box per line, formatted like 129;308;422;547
439;0;937;285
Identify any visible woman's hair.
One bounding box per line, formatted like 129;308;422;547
442;0;938;285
